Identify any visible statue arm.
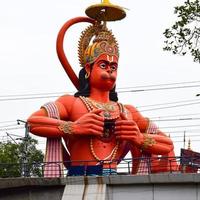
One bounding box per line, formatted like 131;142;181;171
28;95;104;138
27;96;71;138
115;105;174;155
141;131;173;155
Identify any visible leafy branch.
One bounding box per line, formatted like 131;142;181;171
163;0;200;63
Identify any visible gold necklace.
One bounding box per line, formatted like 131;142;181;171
90;139;119;163
80;96;120;120
79;96;120;163
88;98;115;111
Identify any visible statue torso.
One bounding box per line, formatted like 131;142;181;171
61;96;132;167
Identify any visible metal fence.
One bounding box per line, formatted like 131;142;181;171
0;156;199;178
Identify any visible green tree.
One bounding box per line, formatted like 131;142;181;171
0;142;21;177
163;0;200;63
0;136;44;178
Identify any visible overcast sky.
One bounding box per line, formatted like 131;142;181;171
1;0;200;155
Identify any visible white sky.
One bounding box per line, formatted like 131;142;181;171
1;0;200;156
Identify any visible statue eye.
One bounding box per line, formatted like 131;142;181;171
110;64;117;71
100;63;107;69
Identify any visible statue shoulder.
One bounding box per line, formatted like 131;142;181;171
123;104;139;116
55;94;79;119
56;94;77;104
123;104;148;132
124;104;144;119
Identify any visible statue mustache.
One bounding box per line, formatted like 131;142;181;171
101;73;116;81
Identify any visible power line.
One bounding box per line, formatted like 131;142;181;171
0;120;17;124
171;140;200;143
150;112;200;119
0;127;24;131
1;123;200;137
159;124;200;129
0;92;69;98
171;134;200;139
0;124;22;129
140;101;200;112
0;97;200;117
1;111;200;126
152;117;200;122
5;132;18;144
1;80;200;101
0;95;60;102
118;80;200;89
137;98;200;109
118;84;200;93
1;116;200;128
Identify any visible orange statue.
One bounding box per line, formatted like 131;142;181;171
27;0;177;176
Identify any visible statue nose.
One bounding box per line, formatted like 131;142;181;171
106;65;112;73
107;67;111;72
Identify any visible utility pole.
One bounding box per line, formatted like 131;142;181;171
17;119;30;177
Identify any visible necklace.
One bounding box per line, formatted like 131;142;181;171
89;99;115;111
79;96;120;163
79;96;120;120
90;139;119;163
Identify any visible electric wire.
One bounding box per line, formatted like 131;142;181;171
1;111;200;127
150;112;200;119
136;98;200;109
1;123;200;137
0;120;17;124
2;115;200;131
0;127;24;131
0;97;200;117
150;117;200;122
158;124;200;129
0;95;60;101
0;124;22;129
1;80;200;101
139;101;200;112
118;84;200;93
167;129;200;134
117;80;200;89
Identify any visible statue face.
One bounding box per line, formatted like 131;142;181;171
89;54;118;91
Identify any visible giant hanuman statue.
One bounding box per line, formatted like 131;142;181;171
28;0;177;177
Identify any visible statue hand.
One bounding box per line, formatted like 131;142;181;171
115;113;143;146
72;109;104;136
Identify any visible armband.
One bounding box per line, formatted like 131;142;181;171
58;121;73;134
141;134;156;150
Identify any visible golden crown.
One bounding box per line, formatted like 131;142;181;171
78;0;126;67
78;23;119;67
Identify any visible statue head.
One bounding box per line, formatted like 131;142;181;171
75;23;119;101
56;1;126;97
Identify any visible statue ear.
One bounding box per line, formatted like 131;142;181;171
85;63;91;74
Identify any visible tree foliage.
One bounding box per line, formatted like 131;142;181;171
0;136;44;178
163;0;200;62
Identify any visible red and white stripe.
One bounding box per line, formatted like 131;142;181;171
42;102;64;178
44;138;63;177
137;121;158;175
42;102;60;119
